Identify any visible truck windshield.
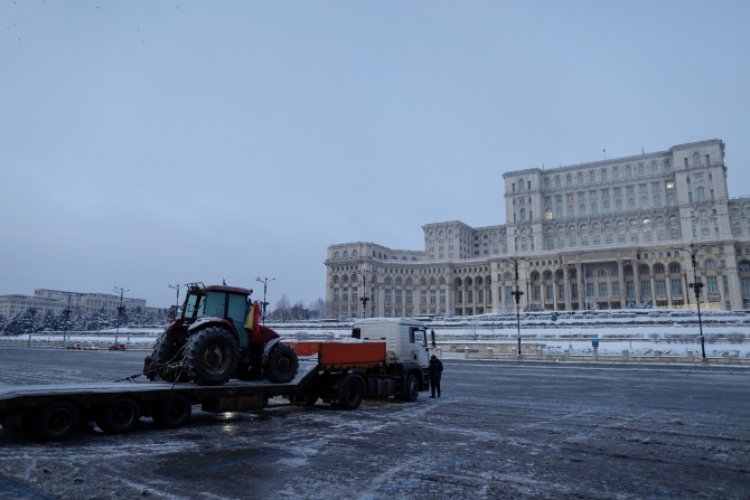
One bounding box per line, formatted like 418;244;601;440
182;292;204;321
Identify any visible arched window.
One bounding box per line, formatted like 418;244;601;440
613;166;620;180
693;152;700;166
519;178;525;191
697;186;705;201
589;171;595;184
520;208;526;221
653;263;665;274
624;265;633;276
625;164;632;178
598;269;608;277
566;174;572;186
334;251;340;259
704;260;716;270
668;262;681;274
332;275;340;284
577;172;583;185
739;260;750;272
601;168;608;182
439;277;446;285
664;159;671;171
555;175;561;188
454;278;462;287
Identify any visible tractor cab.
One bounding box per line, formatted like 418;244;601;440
181;283;253;347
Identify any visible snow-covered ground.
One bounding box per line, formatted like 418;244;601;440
6;312;750;360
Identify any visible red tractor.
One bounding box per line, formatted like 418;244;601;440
144;283;298;386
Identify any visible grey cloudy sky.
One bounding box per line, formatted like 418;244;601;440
1;0;749;309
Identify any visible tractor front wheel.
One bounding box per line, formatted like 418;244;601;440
185;327;239;386
147;330;187;382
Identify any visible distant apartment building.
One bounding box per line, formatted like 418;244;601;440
326;139;750;318
0;289;150;318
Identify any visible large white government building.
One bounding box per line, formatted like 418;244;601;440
326;139;750;318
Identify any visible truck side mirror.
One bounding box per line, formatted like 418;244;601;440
430;329;436;348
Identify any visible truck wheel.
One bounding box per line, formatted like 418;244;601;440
400;373;419;402
288;391;318;406
336;374;364;410
148;331;187;382
264;344;299;383
97;397;141;434
152;394;192;428
34;401;79;441
185;327;239;386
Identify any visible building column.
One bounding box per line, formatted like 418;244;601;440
634;268;642;306
618;260;626;309
666;273;673;307
649;276;657;308
576;262;584;310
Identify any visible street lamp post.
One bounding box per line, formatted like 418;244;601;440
63;293;72;344
354;269;370;318
256;277;275;325
688;243;706;360
512;258;525;358
113;287;129;345
27;307;37;347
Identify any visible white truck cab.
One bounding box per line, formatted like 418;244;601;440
352;318;432;368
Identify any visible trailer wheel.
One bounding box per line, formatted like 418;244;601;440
336;374;364;410
1;412;25;435
399;373;419;402
185;327;239;386
264;343;299;383
34;401;79;441
152;394;192;428
97;397;141;434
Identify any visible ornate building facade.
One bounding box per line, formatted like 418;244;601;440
326;139;750;318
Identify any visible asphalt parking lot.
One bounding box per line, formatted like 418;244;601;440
0;348;749;499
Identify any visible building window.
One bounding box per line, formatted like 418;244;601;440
671;278;682;296
598;282;608;297
707;276;718;294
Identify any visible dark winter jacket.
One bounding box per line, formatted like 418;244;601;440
429;357;443;378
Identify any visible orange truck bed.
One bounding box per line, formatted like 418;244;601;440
289;341;386;369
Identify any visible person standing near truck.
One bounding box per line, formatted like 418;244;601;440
429;355;443;398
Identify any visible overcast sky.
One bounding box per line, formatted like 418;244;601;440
1;1;749;309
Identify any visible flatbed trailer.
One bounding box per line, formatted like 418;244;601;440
0;336;430;441
0;359;320;441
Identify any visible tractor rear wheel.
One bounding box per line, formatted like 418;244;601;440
148;331;187;382
185;327;239;386
264;343;299;383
